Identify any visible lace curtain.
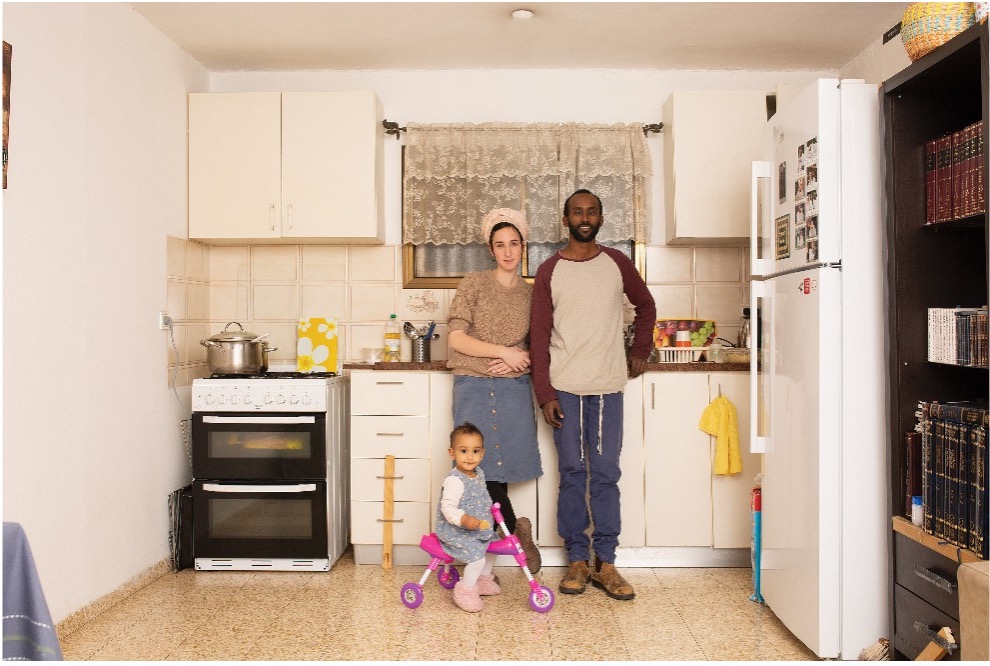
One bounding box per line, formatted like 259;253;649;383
402;123;652;245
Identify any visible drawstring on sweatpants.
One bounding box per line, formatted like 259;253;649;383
577;395;606;461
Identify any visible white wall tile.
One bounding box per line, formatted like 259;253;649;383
348;246;396;282
186;282;208;320
187;323;210;364
186;241;209;281
302;246;348;282
695;247;742;282
302;284;347;320
645;245;692;283
349;284;397;321
166;280;187;321
252;285;299;320
252;246;299;282
166;323;186;365
256;322;299;363
398;289;446;323
349;324;387;361
649;285;694;318
695;285;744;331
210;246;251;281
166;236;185;279
210;283;250;321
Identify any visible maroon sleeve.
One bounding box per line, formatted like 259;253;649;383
529;255;559;406
604;247;656;360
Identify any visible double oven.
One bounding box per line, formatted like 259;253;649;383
190;373;348;571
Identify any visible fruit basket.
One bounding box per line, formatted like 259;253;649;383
654;318;717;348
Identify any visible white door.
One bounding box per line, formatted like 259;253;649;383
188;93;282;240
758;266;841;658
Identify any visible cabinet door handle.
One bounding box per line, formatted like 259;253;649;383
377;518;405;523
269;203;276;231
913;564;956;594
651;382;655;410
376;475;405;480
376;381;404;385
287;203;293;230
376;433;404;437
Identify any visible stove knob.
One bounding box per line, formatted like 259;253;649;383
205;394;215;405
229;395;239;405
276;395;286;405
244;395;253;405
264;394;273;405
302;395;312;406
289;395;300;405
216;395;225;405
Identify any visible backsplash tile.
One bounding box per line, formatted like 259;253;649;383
168;239;749;386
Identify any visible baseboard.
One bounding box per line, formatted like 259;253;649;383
55;557;172;640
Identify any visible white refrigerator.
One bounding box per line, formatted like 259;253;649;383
749;79;888;659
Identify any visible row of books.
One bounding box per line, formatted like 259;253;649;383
927;307;988;367
909;401;988;559
925;120;986;224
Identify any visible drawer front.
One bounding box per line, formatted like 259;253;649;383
350;458;431;502
893;584;961;661
350;501;431;544
894;532;960;619
351;416;430;458
350;372;430;415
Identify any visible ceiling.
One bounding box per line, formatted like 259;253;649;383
129;2;907;72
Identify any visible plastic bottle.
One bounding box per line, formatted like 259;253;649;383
911;496;923;527
384;314;401;363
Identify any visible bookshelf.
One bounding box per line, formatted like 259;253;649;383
882;21;988;660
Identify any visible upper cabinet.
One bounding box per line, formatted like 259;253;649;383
662;90;768;245
189;91;385;244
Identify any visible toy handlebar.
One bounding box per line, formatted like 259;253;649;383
491;502;504;525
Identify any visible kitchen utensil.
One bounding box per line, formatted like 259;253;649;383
200;322;273;375
410;334;439;363
423;321;436;340
403;321;417;338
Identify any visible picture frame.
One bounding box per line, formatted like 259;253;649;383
775;213;790;260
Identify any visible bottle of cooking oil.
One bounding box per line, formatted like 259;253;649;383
384;314;401;362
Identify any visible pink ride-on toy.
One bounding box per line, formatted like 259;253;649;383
399;502;555;613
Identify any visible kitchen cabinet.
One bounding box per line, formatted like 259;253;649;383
662;90;768;245
881;21;988;659
188;91;385;244
643;371;758;548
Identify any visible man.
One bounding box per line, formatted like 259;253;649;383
530;189;656;600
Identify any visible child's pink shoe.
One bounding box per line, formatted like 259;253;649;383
452;581;484;612
475;574;501;596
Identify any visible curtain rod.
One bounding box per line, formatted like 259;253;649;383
382;119;663;139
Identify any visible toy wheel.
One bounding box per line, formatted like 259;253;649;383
529;585;555;613
400;582;424;609
437;565;460;589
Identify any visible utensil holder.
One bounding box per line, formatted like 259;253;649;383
411;337;432;363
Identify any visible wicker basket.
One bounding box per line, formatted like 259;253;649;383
901;2;976;62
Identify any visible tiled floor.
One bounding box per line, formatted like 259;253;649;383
59;549;817;661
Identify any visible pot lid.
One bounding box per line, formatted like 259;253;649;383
206;322;263;342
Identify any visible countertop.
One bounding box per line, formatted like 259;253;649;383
343;361;749;372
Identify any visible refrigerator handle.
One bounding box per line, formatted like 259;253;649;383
751;161;773;278
750;280;769;454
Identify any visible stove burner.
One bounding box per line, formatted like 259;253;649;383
209;371;338;379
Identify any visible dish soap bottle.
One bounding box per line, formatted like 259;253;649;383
384;314;401;363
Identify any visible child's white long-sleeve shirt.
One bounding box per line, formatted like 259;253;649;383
439;475;467;525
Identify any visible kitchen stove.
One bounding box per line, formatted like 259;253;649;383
190;373;349;572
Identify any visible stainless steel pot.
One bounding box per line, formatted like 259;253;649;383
200;322;278;375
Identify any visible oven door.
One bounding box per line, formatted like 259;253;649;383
192;413;326;480
192;480;329;559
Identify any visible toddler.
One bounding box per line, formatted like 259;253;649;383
436;422;500;612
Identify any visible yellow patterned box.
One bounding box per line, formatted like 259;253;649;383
296;318;338;373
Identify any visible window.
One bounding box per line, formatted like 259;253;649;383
401;123;652;288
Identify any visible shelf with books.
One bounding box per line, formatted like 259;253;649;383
883;19;988;659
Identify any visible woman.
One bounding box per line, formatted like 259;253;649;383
447;208;543;572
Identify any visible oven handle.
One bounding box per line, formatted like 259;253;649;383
202;483;317;493
201;416;316;424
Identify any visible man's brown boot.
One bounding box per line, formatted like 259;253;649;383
514;517;541;574
592;560;635;600
559;560;590;595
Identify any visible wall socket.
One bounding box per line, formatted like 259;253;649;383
158;311;171;330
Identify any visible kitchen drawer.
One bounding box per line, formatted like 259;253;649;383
350;372;430;415
894;532;960;619
350;458;431;502
350;501;431;545
351;416;430;458
893;584;961;661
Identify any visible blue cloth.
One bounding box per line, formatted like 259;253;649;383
435;468;496;563
452;374;542;483
553;391;624;564
3;522;63;660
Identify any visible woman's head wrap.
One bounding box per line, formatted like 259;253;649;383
480;208;528;245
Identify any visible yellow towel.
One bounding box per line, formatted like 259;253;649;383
698;395;743;475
